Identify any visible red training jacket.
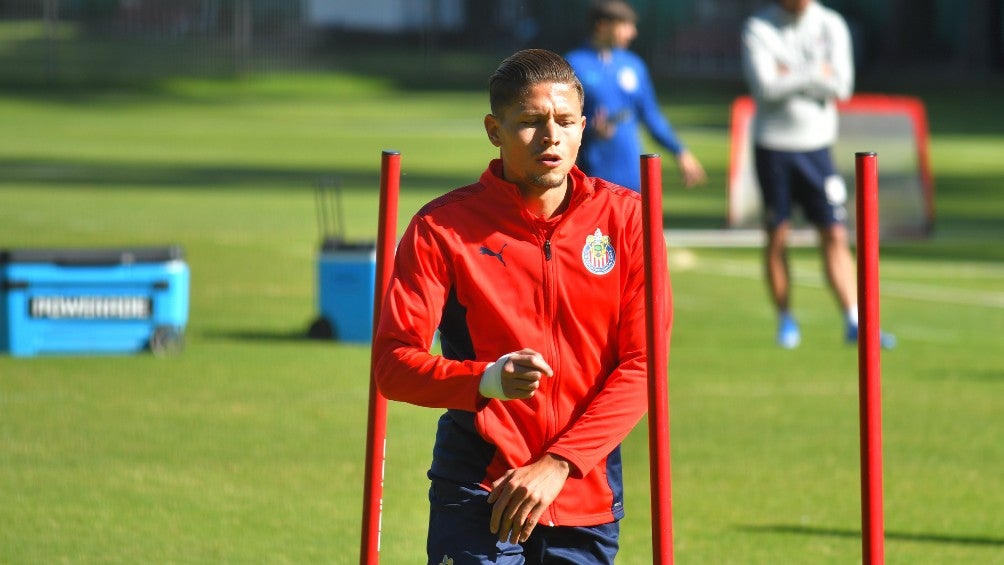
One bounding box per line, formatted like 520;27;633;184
373;160;671;527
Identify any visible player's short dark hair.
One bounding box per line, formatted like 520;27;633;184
589;0;637;25
488;49;584;116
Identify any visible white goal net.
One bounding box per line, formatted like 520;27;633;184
728;95;935;238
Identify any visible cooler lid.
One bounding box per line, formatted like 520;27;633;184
320;238;375;253
0;246;184;266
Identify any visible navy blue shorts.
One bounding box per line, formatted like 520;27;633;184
426;477;619;565
754;145;848;229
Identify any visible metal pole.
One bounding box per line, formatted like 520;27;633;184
361;150;400;564
855;151;885;565
640;154;674;564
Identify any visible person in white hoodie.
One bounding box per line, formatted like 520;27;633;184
741;0;894;349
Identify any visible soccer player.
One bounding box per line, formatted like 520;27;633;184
373;48;667;564
565;0;706;192
741;0;895;349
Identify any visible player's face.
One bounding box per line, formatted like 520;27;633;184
610;20;637;49
595;19;637;50
485;81;585;195
778;0;810;15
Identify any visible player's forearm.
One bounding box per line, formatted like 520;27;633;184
651;122;684;156
374;335;489;410
638;99;684;155
743;52;804;102
546;364;649;478
803;60;853;101
548;285;652;479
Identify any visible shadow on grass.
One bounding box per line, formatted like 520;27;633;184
201;328;313;343
202;328;377;351
6;161;1002;263
663;211;731;230
883;235;1004;264
914;367;1004;382
738;524;1004;548
0;157;472;194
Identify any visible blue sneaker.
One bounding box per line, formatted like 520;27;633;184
846;324;897;350
777;315;801;349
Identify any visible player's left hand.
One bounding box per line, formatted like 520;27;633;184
487;454;571;544
677;150;707;188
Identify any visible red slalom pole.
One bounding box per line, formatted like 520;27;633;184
360;150;400;565
640;154;674;564
855;151;885;565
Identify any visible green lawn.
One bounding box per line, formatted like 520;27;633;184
1;70;1002;563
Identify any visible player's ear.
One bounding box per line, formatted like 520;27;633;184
484;114;502;147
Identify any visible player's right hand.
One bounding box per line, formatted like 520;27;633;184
499;348;553;399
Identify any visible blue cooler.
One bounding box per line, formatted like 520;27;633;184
311;238;376;343
0;246;189;357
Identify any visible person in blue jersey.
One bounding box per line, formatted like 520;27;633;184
566;0;706;192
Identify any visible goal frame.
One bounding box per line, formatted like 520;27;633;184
728;94;935;237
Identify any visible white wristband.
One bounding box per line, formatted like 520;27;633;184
479;353;511;400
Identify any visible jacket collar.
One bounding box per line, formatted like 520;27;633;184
481;159;595;210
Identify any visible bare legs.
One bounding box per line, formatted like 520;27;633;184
766;221;800;347
765;221;792;314
819;223;857;313
765;221;860;348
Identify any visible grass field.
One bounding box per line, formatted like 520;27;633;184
1;66;1003;564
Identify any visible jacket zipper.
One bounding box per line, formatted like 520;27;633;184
541;231;560;527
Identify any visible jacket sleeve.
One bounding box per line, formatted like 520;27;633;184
804;13;854;101
742;17;811;102
742;13;854;103
372;215;490;411
546;208;670;478
634;60;685;156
